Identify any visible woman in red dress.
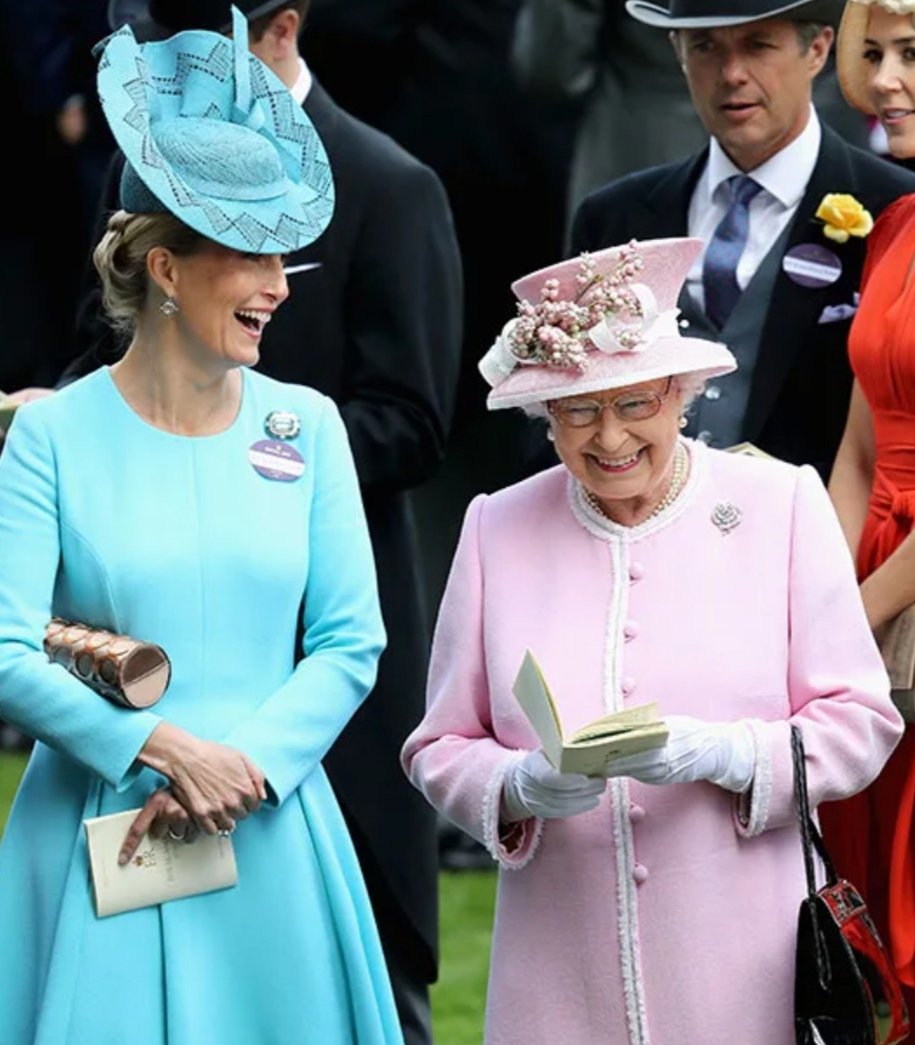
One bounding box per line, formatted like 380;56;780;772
826;0;915;1010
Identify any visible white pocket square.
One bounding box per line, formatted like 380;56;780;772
818;293;859;325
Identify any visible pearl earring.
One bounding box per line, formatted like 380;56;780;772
678;416;688;430
160;296;179;317
546;428;555;443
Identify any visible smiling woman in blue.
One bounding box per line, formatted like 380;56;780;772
0;12;401;1044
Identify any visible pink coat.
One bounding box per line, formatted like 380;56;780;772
402;441;903;1045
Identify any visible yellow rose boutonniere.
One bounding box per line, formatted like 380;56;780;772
815;193;874;244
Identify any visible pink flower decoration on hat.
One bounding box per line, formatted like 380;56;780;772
506;243;647;372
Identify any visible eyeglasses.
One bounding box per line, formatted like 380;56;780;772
548;378;673;428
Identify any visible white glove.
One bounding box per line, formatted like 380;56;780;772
501;749;606;822
605;715;756;793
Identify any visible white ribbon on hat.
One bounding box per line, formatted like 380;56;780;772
478;319;520;389
478;284;682;389
587;283;680;356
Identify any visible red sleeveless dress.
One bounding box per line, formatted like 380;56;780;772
819;194;915;1001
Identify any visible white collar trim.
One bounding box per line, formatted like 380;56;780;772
290;57;312;106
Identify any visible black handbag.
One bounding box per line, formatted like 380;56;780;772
792;725;909;1045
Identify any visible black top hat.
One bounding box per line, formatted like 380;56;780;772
626;0;842;29
107;0;290;41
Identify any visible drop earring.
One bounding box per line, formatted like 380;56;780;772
160;296;180;317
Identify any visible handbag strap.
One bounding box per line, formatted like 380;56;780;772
791;724;838;897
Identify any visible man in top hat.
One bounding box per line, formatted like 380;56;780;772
569;0;915;477
60;2;462;1041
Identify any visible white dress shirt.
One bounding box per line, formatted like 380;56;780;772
685;108;821;313
290;57;312;106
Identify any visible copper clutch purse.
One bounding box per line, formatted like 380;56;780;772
44;618;171;709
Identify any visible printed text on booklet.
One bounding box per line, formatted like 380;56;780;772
512;650;668;776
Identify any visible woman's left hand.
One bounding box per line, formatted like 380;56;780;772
606;715;755;793
118;789;200;865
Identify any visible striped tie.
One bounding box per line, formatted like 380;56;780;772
702;175;763;329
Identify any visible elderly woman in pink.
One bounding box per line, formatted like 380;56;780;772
402;237;904;1044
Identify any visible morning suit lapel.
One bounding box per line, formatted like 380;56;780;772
641;149;710;322
742;127;863;440
641;148;709;240
640;148;729;328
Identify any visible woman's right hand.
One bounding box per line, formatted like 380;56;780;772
501;749;606;822
138;722;268;835
118;787;199;865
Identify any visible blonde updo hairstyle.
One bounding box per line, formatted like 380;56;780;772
93;210;206;334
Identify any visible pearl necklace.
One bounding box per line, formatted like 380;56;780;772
583;442;689;523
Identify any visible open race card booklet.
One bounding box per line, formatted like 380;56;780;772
84;808;238;918
512;650;668;776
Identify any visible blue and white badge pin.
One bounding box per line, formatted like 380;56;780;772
264;410;301;440
249;439;305;482
782;244;842;289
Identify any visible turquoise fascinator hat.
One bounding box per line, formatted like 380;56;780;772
96;5;334;253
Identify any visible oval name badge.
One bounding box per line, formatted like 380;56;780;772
782;243;842;289
248;439;305;482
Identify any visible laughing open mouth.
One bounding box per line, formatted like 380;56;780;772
235;309;272;334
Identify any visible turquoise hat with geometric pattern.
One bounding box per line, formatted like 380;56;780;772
96;6;334;253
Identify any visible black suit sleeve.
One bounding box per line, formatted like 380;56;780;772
57;151;126;387
569;195;595;254
340;159;463;494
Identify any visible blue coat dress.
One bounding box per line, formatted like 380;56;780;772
0;367;403;1044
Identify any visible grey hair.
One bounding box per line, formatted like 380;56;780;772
93;210;206;334
674;373;706;410
795;21;827;51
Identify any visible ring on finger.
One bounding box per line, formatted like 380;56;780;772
218;827;235;838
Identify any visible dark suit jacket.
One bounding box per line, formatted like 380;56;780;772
60;79;463;982
569;125;915;477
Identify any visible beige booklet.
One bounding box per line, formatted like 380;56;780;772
512;650;668;776
84;809;238;918
725;441;775;459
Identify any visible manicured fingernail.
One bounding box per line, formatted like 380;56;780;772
118;852;128;866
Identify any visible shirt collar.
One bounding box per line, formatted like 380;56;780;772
290;57;312;106
705;107;821;209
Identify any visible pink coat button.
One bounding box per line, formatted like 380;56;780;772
629;804;646;824
633;864;649;884
629;562;644;582
623;622;639;641
621;677;636;697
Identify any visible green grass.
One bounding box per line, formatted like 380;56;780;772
432;870;496;1043
0;751;494;1043
0;752;27;834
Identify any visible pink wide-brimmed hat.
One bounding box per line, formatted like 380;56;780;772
479;237;737;411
